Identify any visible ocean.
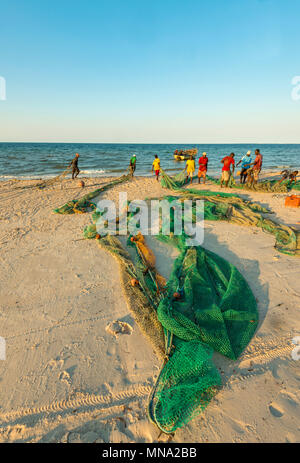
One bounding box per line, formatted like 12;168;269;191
0;143;299;180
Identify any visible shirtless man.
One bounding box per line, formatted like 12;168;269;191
69;153;80;180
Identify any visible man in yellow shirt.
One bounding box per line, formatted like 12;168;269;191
184;155;195;184
152;154;161;181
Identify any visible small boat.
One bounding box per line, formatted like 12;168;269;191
173;148;198;161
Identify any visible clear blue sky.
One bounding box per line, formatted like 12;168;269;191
0;0;299;143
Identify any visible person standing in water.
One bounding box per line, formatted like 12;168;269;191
184;155;195;184
198;152;208;184
69;153;80;180
129;154;137;177
152;154;161;181
220;152;235;188
236;150;252;184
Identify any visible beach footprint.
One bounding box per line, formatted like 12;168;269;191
269;402;284;418
106;320;133;337
59;370;72;387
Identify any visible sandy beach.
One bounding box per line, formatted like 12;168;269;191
0;173;299;443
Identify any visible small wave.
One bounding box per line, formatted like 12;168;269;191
80;169;106;175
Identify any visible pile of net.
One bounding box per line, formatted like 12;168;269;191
53;172;299;435
53;174;131;214
81;205;260;433
147;240;258;433
160;167;300;192
206;173;300;193
159;170;300;257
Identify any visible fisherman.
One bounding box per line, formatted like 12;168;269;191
250;149;263;185
220;152;235;188
236;150;252;184
278;169;299;185
129;154;137;177
152;154;161;181
69;153;80;180
184;155;195;184
198;152;208;184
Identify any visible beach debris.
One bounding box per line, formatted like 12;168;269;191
285;194;300;208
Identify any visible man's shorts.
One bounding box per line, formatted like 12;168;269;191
221;170;230;182
198;170;207;178
187;170;195;176
253;169;260;181
155;169;160;176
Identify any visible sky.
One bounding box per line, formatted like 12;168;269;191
0;0;300;143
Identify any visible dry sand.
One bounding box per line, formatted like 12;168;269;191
0;174;299;443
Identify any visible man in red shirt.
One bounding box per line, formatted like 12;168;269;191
247;149;263;186
198;152;208;184
252;149;263;184
220;152;235;188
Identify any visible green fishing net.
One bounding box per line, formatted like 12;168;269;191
148;242;258;433
53;171;299;435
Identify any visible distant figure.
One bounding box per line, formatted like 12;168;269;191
198;152;208;184
69;153;80;180
250;149;263;185
220;153;235;188
184;155;195;184
236;150;252;184
152;154;161;181
278;169;298;185
129;154;137;177
174;149;179;156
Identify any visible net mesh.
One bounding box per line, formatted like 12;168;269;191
53;171;299;435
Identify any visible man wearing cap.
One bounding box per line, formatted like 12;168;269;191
68;153;80;180
198;152;208;184
129;154;137;177
237;151;252;184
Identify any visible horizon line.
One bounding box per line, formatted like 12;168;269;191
1;141;300;145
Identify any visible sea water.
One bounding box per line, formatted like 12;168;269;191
0;143;299;180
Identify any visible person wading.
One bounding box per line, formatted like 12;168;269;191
129;154;137;177
69;153;80;180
